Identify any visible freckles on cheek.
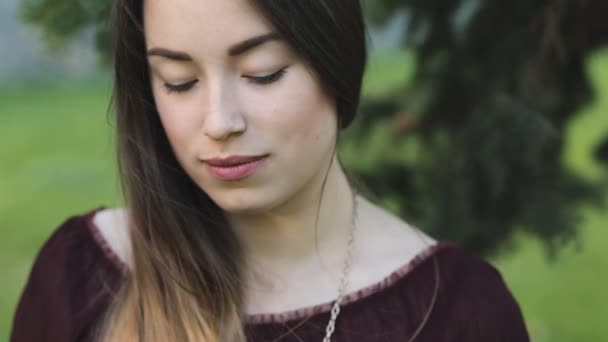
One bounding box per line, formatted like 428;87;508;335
266;66;337;148
273;96;321;139
282;106;334;152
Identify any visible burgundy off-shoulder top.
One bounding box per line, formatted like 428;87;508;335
11;208;530;341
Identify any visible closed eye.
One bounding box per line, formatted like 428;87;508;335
162;66;288;94
163;80;198;94
244;66;288;85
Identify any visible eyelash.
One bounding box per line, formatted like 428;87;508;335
162;67;288;94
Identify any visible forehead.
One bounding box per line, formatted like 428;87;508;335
143;0;273;50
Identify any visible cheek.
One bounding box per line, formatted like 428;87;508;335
258;68;337;150
153;91;199;162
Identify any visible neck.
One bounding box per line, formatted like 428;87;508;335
227;154;355;275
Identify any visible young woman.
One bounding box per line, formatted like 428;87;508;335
11;0;530;341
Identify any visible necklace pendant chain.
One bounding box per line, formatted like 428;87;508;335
322;190;358;342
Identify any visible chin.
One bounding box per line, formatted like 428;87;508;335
206;188;278;215
195;172;304;216
217;200;263;215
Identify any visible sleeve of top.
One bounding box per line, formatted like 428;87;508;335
10;214;120;342
446;256;531;342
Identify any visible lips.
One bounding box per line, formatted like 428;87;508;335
203;155;268;167
202;155;269;181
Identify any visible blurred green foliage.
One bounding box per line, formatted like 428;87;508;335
354;0;608;257
21;0;111;63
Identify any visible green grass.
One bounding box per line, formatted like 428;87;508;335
493;209;608;341
1;50;607;340
0;80;121;338
491;49;608;342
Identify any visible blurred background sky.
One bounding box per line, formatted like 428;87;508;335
0;0;99;85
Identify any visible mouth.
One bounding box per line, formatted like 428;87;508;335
202;155;268;167
202;155;269;181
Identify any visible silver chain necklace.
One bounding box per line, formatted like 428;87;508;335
322;191;358;342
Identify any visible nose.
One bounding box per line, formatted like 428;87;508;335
202;79;246;141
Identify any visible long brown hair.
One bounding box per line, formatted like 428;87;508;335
96;0;367;341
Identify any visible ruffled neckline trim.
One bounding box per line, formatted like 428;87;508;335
83;207;457;324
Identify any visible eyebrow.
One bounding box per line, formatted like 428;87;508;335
147;32;282;61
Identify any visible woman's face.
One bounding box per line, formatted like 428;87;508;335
144;0;338;214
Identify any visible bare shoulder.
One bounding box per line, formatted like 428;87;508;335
355;194;437;267
92;207;132;268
